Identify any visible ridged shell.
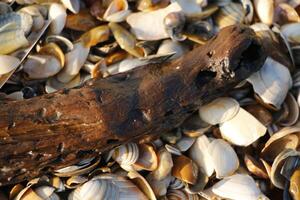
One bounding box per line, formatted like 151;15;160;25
132;143;158;171
112;143;139;168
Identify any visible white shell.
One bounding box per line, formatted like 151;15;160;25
247;57;292;110
18;5;45;32
188;134;215;177
56;42;89;83
112;143;139;169
281;22;300;43
175;136;195;152
219;107;267;146
208;139;239;178
157;39;189;60
48;3;67;35
103;0;131;22
23;54;62;79
151;148;173;181
61;0;80;14
199;97;240;125
212;174;265;200
0;55;20;75
173;0;202;14
254;0;274;25
45;74;81;93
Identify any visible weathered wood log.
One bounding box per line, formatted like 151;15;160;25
0;25;267;185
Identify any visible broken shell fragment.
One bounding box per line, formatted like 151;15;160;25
103;0;131;22
172;155;198;184
244;154;269;179
208;139;239;178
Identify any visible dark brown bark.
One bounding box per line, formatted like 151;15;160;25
0;25;267;186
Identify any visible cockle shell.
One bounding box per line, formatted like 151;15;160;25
208;139;239;178
219;107;267;146
199;97;240;125
247;57;292;110
103;0;131;22
68;174;148;200
212;174;266;200
48;3;67;35
254;0;274;25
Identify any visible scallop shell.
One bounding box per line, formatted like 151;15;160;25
48;3;67;35
219;107;267;146
254;0;274;25
208;139;239;178
68;174;148;200
199;97;240;125
247;57;292;110
212;174;265;200
103;0;131;22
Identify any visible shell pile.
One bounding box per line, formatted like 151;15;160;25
0;0;300;199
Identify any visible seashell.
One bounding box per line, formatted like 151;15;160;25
61;0;80;13
18;5;45;32
79;25;110;48
126;2;182;41
157;39;189;59
165;144;182;156
69;174;148;200
146;173;172;197
166;189;199;200
184;167;209;194
132;143;158;171
66;9;99;32
270;149;300;189
181;114;211;138
163;11;186;41
214;2;245;29
219;107;267;146
161;129;182;144
281;22;300;44
137;0;170;11
247;57;292;110
174;0;202;15
244;104;273;126
208;139;239;178
254;0;274;25
175;136;195;152
172;155;198;184
0;12;33;35
244;154;269;179
274;3;300;25
188;134;215;177
0;2;12;15
65;175;88;189
38;42;65;66
136;40;160;57
50;176;65;192
14;185;58;200
182;20;214;44
23;54;62;79
0;55;20;75
54;157;100;177
169;177;184;190
199;97;240;125
109;22;144;57
56;42;90;83
128;171;157;200
112;142;139;169
241;0;254;24
277;92;299;126
0;29;28;55
151;148;173;181
289;168;300;200
6;91;24;100
45;73;81;93
10;184;24;200
212;174;266;200
261;126;300;162
103;0;131;22
48;3;67;35
46;35;74;53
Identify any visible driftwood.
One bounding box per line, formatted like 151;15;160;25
0;25;267;185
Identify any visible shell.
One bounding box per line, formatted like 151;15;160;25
66;9;99;32
188;134;215;177
289;168;300;200
65;176;88;189
50;176;65;192
48;3;67;35
68;174;148;200
109;22;144;57
46;35;74;53
112;143;139;169
169;177;184;190
278;92;299;126
244;154;269;179
103;0;131;22
254;0;274;25
23;54;62;79
0;29;28;55
219;107;267;146
61;0;80;13
79;25;110;48
56;42;89;83
181;114;211;137
132;143;158;171
247;57;292;110
18;5;45;32
167;189;199;200
163;11;186;41
157;39;189;59
184;167;209;194
244;104;273;126
261;126;300;162
6;91;24;100
182;20;214;44
0;2;12;15
45;73;81;93
38;42;65;66
208;139;239;178
14;185;58;200
274;3;300;25
0;12;33;35
241;0;254;24
151;148;173;181
0;55;20;75
172;155;199;184
175;136;195;152
199;97;240;125
165;144;182;156
212;174;265;200
146;173;172;197
214;2;245;29
281;22;300;44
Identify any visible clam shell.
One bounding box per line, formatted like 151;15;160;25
132;143;158;171
18;5;45;32
151;148;173;181
247;57;292;110
212;174;265;200
181;113;211;137
61;0;80;13
281;22;300;44
112;142;139;168
0;55;20;75
48;3;67;35
274;3;300;25
50;176;65;192
184;167;209;194
66;9;99;32
172;155;198;185
146;174;172;197
175;136;195;152
254;0;274;25
199;97;240;125
23;54;62;79
208;139;239;178
46;35;74;53
188;134;215;177
79;25;110;48
219;107;267;146
244;104;273;126
68;174;148;200
278;92;299;126
38;42;65;66
65;176;88;189
56;42;89;83
244;154;269;179
0;29;28;55
103;0;131;22
165;144;182;156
